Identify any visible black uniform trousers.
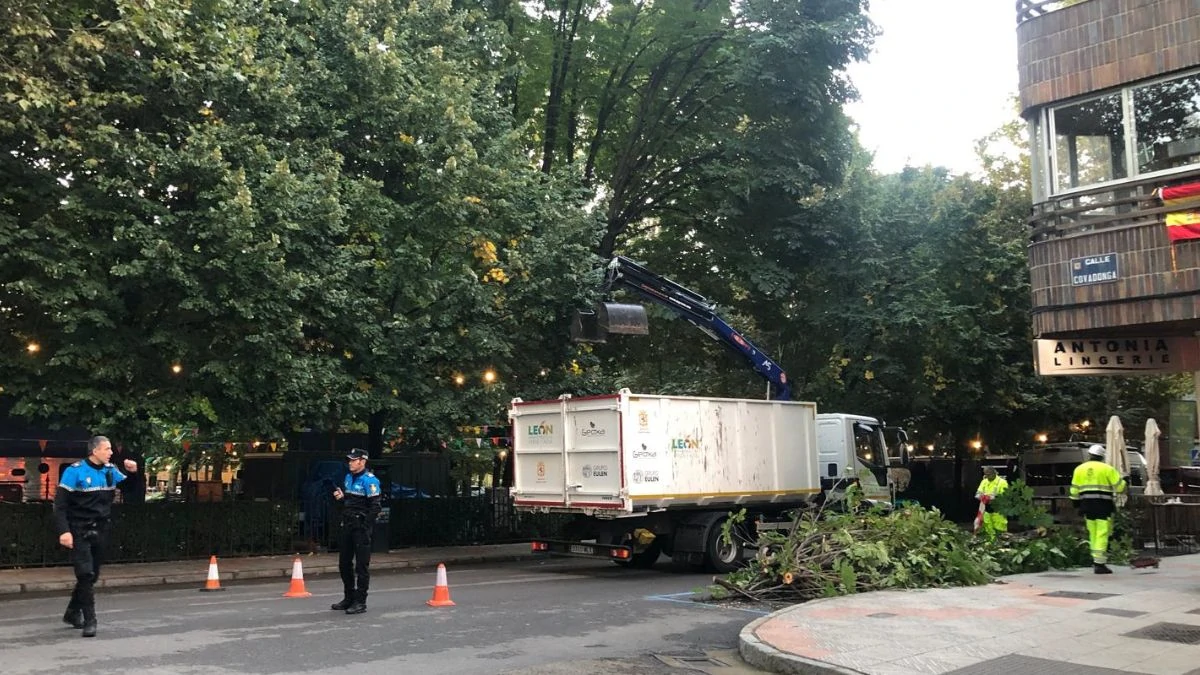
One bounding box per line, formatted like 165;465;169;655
338;518;372;601
68;522;109;619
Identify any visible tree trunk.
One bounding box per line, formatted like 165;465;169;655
540;0;585;173
367;410;385;458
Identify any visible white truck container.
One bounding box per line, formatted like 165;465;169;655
510;390;821;571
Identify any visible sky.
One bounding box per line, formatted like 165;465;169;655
844;0;1021;175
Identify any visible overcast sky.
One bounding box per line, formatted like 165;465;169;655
843;0;1020;175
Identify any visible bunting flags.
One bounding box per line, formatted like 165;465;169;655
1156;181;1200;243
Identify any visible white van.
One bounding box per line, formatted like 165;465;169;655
1020;442;1147;499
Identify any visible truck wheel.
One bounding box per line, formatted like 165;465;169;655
705;517;745;573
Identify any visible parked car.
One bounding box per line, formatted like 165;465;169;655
1020;442;1147;500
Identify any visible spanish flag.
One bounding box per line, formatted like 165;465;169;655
1156;181;1200;242
1165;210;1200;242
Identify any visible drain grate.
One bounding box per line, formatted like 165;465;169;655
1040;590;1118;600
868;612;898;618
652;653;730;669
1123;622;1200;645
1087;607;1147;618
1039;573;1081;578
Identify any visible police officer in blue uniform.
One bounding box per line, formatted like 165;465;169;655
53;436;137;637
331;448;382;614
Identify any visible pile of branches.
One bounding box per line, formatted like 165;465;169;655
716;499;996;604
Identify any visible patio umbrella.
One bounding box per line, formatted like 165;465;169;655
1106;415;1129;507
1144;418;1163;496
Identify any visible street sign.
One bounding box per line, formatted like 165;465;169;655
1070;254;1119;286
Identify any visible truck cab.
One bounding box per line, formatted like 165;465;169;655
816;414;898;502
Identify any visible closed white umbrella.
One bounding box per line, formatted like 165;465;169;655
1106;415;1129;507
1144;418;1163;496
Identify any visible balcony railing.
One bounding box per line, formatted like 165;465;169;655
1016;0;1086;25
1029;167;1200;242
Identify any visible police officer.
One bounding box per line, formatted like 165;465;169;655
53;435;137;637
1070;444;1127;575
331;448;381;614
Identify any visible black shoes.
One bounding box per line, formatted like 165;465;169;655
1094;563;1113;575
344;601;367;615
330;598;353;611
81;621;97;638
63;608;85;629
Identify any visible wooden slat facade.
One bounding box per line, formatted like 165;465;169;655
1019;0;1200;338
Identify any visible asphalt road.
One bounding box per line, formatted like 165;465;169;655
0;557;772;675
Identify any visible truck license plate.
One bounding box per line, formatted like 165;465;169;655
569;545;594;555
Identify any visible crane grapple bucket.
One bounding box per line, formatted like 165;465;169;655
597;302;649;336
570;310;607;343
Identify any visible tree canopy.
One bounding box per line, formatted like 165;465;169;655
1;0;1187;461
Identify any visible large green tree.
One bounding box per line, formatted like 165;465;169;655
0;0;598;454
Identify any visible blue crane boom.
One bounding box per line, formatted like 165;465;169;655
588;256;792;401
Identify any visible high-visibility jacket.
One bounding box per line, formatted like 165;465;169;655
976;476;1008;500
1069;460;1126;503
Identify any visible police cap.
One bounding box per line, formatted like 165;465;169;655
346;448;368;460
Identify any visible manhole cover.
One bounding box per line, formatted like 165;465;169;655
1123;622;1200;645
868;612;898;618
1087;607;1147;618
1040;590;1118;600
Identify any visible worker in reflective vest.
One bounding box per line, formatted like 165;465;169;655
1070;444;1127;575
975;467;1008;538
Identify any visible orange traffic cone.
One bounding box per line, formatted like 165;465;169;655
200;555;225;592
426;563;455;607
282;554;312;598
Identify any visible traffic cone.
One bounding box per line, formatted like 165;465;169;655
199;555;225;592
426;563;455;607
282;554;313;598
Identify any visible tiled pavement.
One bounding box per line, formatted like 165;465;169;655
740;555;1200;675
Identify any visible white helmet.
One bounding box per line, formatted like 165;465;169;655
1087;444;1106;458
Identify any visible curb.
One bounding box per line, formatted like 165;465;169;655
739;613;865;675
0;550;536;596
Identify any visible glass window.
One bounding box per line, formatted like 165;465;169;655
1133;72;1200;174
1030;116;1048;203
1053;93;1127;191
853;423;882;468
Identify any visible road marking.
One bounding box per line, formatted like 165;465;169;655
644;591;769;616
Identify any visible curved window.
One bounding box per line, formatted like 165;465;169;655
1053;93;1127;190
1134;72;1200;174
1031;69;1200;197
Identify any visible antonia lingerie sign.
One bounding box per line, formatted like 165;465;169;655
1034;337;1200;375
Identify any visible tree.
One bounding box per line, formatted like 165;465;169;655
0;0;599;458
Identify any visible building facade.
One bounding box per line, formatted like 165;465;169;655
1017;0;1200;448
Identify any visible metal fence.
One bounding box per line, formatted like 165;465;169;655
0;493;573;569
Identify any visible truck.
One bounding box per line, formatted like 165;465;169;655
512;256;904;571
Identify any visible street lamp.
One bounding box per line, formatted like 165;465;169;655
482;369;496;384
26;342;39;354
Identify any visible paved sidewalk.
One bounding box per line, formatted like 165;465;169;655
740;555;1200;675
0;543;534;595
